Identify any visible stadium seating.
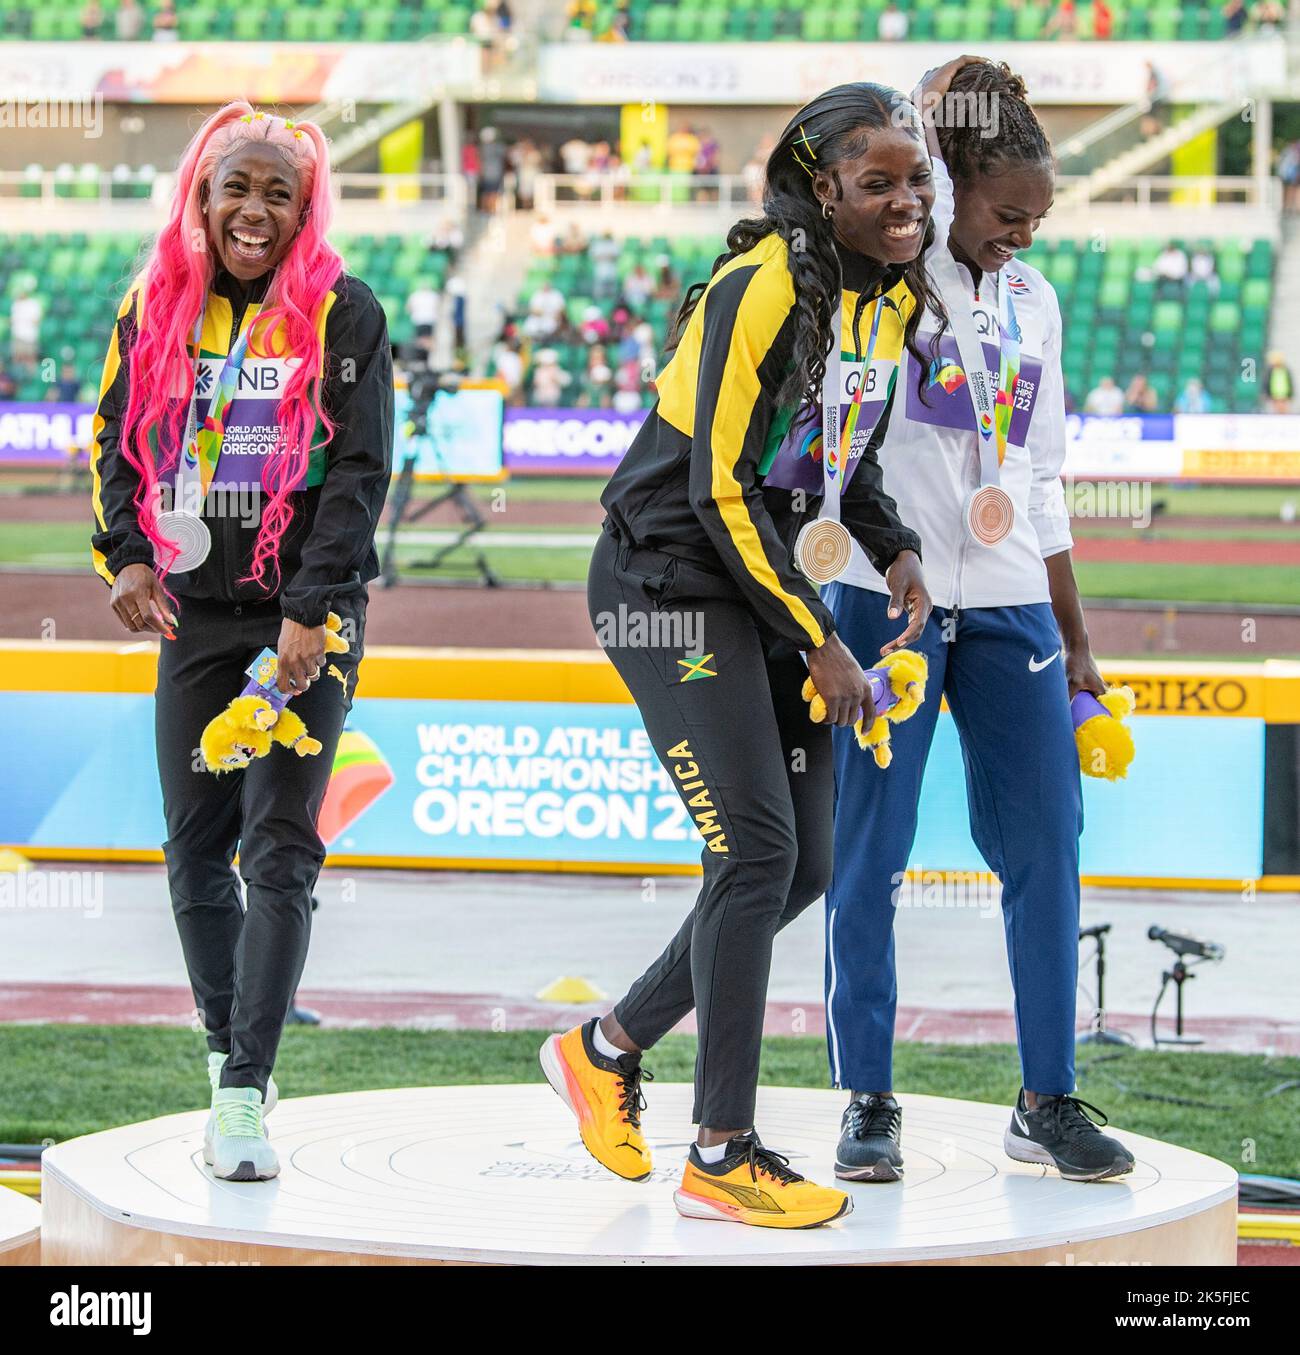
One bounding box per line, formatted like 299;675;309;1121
1021;235;1273;414
0;229;1272;413
602;0;1233;43
509;232;1274;414
0;232;447;399
0;0;476;42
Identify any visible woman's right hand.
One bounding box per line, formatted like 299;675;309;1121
110;563;176;637
913;54;984;106
806;633;869;728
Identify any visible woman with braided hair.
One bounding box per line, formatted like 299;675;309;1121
825;58;1135;1184
90;104;393;1181
542;83;935;1228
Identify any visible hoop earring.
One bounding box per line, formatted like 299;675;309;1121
822;201;832;220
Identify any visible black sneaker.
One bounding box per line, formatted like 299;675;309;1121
1004;1090;1136;1182
835;1093;904;1182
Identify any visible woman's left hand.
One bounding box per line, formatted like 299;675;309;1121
276;619;328;696
1064;645;1107;701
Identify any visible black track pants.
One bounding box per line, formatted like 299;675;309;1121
154;591;365;1095
589;530;832;1128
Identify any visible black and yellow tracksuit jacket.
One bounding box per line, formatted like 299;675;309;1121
601;230;921;650
90;268;394;628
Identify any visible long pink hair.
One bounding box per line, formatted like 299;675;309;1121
119;102;341;595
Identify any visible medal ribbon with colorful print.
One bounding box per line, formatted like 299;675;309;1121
820;292;886;519
990;278;1021;469
176;308;255;506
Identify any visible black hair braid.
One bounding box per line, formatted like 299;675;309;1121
665;81;947;408
936;60;1053;185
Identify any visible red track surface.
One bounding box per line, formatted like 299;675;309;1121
2;981;1297;1054
1073;536;1300;565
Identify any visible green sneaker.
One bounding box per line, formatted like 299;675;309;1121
207;1052;278;1115
204;1088;280;1182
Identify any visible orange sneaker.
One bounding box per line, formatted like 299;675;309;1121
539;1019;653;1181
675;1131;852;1229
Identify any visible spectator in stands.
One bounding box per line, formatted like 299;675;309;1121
477;128;507;212
1175;378;1212;414
115;0;144;40
613;355;645;413
1278;140;1300;212
0;364;16;401
510;138;544;211
1153;241;1189;284
151;0;178;40
447;276;468;351
560;135;593;176
586;344;614;404
529;212;557;255
557;220;589;255
1084;376;1125;415
530;348;572;406
1265;352;1293;412
55;356;82;402
80;0;104;38
9;283;41;373
590;232;621;301
666;124;700;177
578;304;611;345
694;128;721;177
1253;0;1285;33
461;137;481;206
1093;0;1113;37
607;3;631;40
428;216;464;267
878;1;909;40
1188;246;1219;295
1141;62;1169;138
564;0;597;39
1042;0;1077;38
652;255;679;302
492;336;525;404
526;278;567;338
622;261;654;310
1223;0;1248;34
407;282;441;352
1124;374;1159;413
742;135;773;206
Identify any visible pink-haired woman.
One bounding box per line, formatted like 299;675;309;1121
89;105;394;1181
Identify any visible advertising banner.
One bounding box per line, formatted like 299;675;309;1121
0;663;1271;881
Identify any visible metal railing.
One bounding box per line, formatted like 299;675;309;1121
534;173;761;214
0;168;469;215
532;171;1276;217
1052;174;1280;209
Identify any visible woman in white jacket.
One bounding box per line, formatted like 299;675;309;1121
824;57;1135;1184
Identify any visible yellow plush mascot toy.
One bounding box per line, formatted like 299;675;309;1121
200;612;350;773
1072;686;1137;781
802;649;929;768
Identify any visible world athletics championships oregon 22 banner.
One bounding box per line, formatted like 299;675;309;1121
0;690;1265;880
7;403;1300;482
